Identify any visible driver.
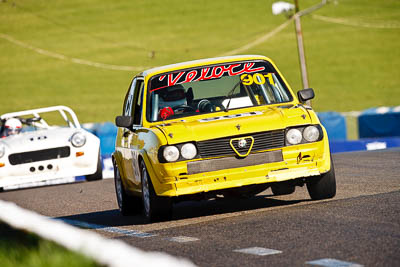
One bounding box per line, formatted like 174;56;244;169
3;118;22;137
158;84;188;120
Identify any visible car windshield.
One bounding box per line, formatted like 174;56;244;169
147;60;293;122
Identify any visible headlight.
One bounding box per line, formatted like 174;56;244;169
71;132;86;147
180;143;197;160
286;128;302;145
163;146;179;162
303;126;320;142
0;142;5;158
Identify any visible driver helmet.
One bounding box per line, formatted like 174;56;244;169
158;84;187;109
5;118;22;136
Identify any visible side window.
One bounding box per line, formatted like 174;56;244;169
123;79;137;116
132;79;144;125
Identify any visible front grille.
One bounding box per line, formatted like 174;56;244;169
188;150;283;175
9;146;71;165
197;129;285;158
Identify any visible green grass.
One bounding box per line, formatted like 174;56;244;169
0;222;101;267
1;0;399;123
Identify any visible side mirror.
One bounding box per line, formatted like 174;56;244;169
297;88;315;103
115;116;134;129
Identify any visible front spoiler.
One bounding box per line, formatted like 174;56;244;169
0;158;98;188
175;164;322;196
153;155;329;197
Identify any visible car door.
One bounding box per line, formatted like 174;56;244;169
121;78;144;192
119;78;136;185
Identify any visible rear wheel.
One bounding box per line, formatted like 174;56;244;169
271;181;295;196
223;184;269;199
114;161;142;215
140;160;172;222
306;160;336;200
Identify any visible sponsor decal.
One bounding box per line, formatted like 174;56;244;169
240;73;274;86
198;111;263;122
150;62;266;92
366;141;387;151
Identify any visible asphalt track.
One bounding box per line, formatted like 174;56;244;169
1;150;399;266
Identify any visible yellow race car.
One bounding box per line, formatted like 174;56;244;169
113;55;336;222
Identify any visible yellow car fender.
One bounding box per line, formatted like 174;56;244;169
139;150;176;196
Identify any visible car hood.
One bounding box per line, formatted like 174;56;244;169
155;105;314;144
1;127;85;153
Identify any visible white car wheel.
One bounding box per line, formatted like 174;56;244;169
85;152;103;181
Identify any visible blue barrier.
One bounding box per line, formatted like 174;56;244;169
94;122;118;157
330;137;400;153
317;112;347;140
358;106;400;138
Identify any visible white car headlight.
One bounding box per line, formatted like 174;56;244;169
71;132;86;147
163;146;179;162
0;142;5;158
303;126;320;142
180;143;197;160
286;128;302;145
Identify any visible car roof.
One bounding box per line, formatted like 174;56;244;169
140;55;272;78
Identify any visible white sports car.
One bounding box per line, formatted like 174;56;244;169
0;106;102;190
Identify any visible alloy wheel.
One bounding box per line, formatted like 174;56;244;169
142;166;150;216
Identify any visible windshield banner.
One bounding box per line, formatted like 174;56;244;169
150;61;266;92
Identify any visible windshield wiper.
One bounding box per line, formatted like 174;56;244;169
224;80;241;112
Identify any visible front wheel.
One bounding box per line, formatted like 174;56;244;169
114;161;142;215
140;160;172;222
306;159;336;200
85;152;103;181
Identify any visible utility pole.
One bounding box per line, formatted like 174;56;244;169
293;0;309;89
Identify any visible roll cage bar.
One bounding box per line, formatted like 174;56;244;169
0;105;81;130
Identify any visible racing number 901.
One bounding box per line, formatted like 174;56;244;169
240;73;274;86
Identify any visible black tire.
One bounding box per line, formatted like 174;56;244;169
140;160;172;222
306;160;336;200
271;181;296;196
223;184;269;199
85;152;103;181
114;161;142;216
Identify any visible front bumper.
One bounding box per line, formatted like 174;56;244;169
0;148;99;188
149;140;331;197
